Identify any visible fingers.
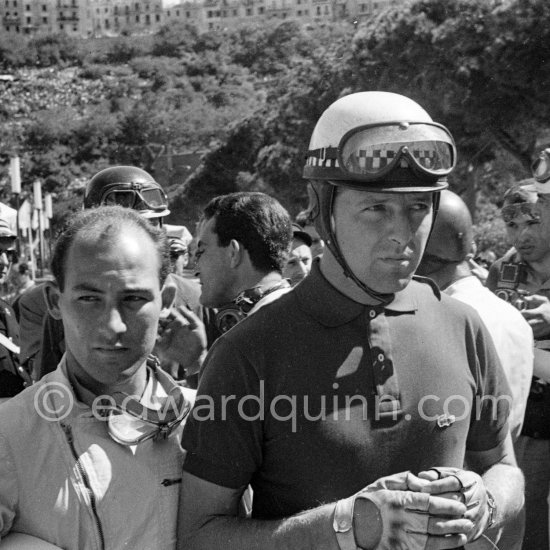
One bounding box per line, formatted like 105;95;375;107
173;304;201;329
426;516;473;536
425;533;469;550
522;294;549;307
425;494;467;517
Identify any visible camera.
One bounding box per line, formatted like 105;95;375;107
494;288;529;311
494;262;529;310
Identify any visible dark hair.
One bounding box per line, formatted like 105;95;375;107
18;263;30;275
51;206;170;291
203;192;291;273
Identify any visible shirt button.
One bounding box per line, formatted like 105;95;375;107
377;353;384;362
369;310;376;318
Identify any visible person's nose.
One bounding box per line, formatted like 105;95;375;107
100;305;127;341
388;213;413;246
0;252;9;268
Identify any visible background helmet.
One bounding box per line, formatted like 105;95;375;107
84;166;170;219
422;190;473;265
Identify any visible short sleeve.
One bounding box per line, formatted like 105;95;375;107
466;320;512;452
181;337;263;489
0;432;19;540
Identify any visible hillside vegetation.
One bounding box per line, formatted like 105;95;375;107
1;0;549;253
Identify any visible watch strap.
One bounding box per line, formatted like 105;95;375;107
333;497;359;550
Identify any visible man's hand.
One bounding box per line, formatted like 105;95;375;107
350;471;472;550
417;467;491;542
521;294;550;340
156;305;207;375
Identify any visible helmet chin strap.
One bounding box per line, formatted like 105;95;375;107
324;185;395;306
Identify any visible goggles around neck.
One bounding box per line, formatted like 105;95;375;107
532;149;550;183
304;121;456;182
100;183;168;214
501;202;540;224
104;362;191;446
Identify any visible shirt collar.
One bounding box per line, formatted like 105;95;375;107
295;261;433;327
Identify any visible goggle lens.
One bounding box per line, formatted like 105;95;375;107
102;190;136;208
532;150;550;183
140;188;166;208
101;188;168;212
341;124;455;176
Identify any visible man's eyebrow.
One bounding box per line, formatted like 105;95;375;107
72;283;101;292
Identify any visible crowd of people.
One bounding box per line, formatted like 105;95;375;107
0;90;547;550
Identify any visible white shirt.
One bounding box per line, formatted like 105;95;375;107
445;275;534;440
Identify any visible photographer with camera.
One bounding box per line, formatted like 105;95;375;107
487;179;550;550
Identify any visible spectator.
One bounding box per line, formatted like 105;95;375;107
486;178;550;550
0;206;195;549
295;207;325;259
0;217;28;400
177;92;522;550
283;223;313;286
14;263;35;300
169;237;190;278
195;192;292;335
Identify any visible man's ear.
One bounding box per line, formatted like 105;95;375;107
160;281;176;315
43;282;63;321
228;239;243;268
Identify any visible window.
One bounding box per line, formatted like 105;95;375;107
258;6;264;13
166;9;170;16
25;15;30;22
145;13;150;23
207;9;212;16
316;5;320;14
155;13;159;21
246;7;251;14
233;8;237;15
42;15;46;22
135;14;139;21
59;22;63;29
324;5;328;13
25;4;29;10
105;18;109;27
42;4;46;10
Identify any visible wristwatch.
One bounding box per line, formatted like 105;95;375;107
333;497;359;550
485;489;497;529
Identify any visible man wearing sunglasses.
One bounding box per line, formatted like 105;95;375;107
177;92;522;550
0;206;195;549
0;217;30;401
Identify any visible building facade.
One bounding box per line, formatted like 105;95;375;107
0;0;397;36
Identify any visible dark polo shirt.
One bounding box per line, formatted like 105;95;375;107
182;263;511;520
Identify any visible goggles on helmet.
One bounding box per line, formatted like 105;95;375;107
100;184;168;214
532;149;550;183
304;122;456;182
103;367;191;446
501;202;540;224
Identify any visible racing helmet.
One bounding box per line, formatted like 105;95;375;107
303;92;457;304
419;190;474;275
303;91;456;192
84;166;170;219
